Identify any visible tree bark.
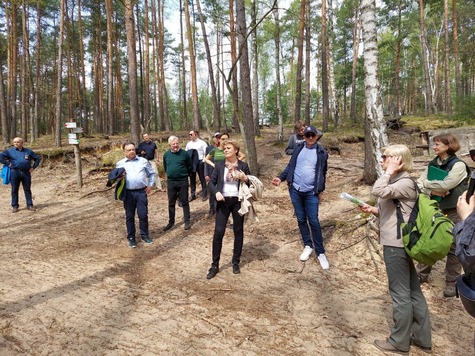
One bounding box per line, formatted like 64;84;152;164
236;0;258;172
360;0;388;183
294;0;305;124
125;0;141;144
54;0;65;147
184;0;200;129
321;0;329;130
273;4;284;144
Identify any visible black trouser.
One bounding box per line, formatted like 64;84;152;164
167;179;190;224
190;161;207;197
211;196;244;267
123;188;148;239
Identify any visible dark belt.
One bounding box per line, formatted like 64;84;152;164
128;187;146;191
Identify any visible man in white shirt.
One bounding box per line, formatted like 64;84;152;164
185;130;208;201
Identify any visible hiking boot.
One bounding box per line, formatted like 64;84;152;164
184;222;191;230
163;223;174;232
12;207;19;213
374;339;409;355
207;266;219;280
128;238;137;248
443;284;456;297
299;246;314;262
141;236;153;245
27;206;36;211
317;254;330;270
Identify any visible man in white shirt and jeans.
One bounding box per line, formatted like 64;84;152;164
186;130;208;201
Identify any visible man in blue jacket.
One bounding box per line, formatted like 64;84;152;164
272;126;329;270
0;137;41;212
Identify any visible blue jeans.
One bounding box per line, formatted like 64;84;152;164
289;186;325;255
10;169;33;208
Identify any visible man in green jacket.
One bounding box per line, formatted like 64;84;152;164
163;135;193;231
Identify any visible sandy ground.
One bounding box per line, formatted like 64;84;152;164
0;129;474;355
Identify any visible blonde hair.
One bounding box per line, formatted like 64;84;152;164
382;144;413;171
223;139;240;153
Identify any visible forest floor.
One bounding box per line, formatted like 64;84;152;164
0;126;474;355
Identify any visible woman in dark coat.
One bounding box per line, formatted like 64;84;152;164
206;139;250;279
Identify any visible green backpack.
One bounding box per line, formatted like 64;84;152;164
393;186;454;266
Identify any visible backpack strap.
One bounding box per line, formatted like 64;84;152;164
392;178;420;239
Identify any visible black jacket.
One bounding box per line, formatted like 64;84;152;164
209;160;251;196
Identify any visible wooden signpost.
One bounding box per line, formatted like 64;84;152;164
64;122;83;187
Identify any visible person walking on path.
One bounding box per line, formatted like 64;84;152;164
416;133;470;297
115;142;155;248
186;130;208;201
0;137;41;213
272;125;329;270
163;136;193;231
360;144;432;355
137;133;163;190
206;139;251;279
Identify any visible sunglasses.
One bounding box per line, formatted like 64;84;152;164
188;133;193;136
305;133;316;138
381;154;393;160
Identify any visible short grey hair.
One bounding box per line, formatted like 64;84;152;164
168;135;179;144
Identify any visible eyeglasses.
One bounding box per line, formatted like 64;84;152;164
305;133;316;138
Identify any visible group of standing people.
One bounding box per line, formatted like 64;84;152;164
360;133;472;354
3;128;473;353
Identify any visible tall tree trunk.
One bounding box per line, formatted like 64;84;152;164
21;0;30;141
179;0;187;130
33;0;41;141
251;0;260;135
419;0;435;114
55;0;65;147
6;2;19;140
360;0;388;183
394;0;402;118
143;0;151;132
304;0;311;124
125;0;141;144
229;0;241;133
77;0;87;133
443;0;451;115
273;4;284;144
196;0;220;132
452;0;460;101
350;2;360;123
184;0;200;129
327;0;339;127
236;0;258;173
294;0;305;123
321;0;329;130
106;0;115;135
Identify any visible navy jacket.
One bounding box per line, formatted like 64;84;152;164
278;142;328;195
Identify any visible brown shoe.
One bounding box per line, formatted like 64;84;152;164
27;206;37;212
410;338;432;354
374;339;409;355
12;207;19;213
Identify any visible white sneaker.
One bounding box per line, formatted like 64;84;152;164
300;246;314;262
318;254;330;270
